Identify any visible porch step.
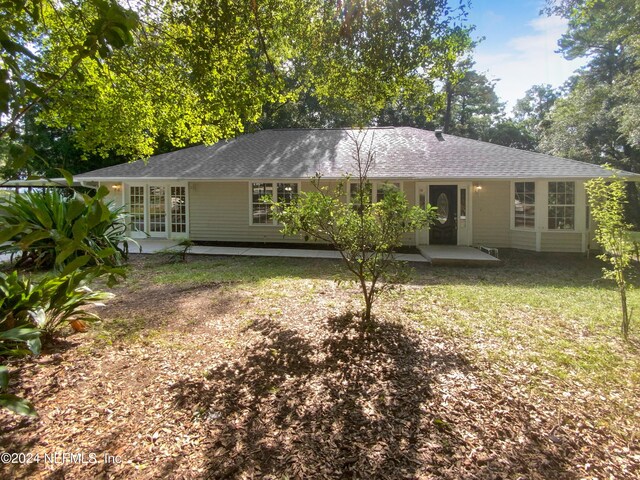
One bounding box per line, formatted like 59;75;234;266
418;246;501;266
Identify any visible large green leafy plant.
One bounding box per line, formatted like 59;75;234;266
269;131;435;326
0;269;113;415
0;185;129;284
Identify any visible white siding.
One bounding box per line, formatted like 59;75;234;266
101;182;124;209
189;182;302;243
540;232;583;252
471;181;511;247
510;230;536;250
402;181;416;246
188;180;417;245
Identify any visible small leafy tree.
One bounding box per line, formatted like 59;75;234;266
270;130;435;327
586;168;634;339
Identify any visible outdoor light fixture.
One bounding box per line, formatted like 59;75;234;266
474;184;483;192
111;184;122;191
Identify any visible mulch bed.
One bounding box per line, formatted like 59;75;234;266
0;257;638;479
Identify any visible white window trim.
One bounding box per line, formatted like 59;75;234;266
248;180;301;226
547;180;577;232
511;181;537;231
124;182;189;238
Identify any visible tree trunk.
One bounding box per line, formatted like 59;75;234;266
620;282;630;340
443;80;453;134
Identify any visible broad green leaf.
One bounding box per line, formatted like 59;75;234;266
61;255;92;276
0;223;26;243
26;337;41;356
66;197;86;221
23;79;46;98
18;230;51;249
0;366;8;389
95;185;110;200
0;394;37;416
0;326;42;342
72;217;88;240
56;168;74;186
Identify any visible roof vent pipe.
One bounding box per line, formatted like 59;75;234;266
434;128;444;140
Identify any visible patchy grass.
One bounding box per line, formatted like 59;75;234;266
1;251;639;479
130;252;640;437
142;253;640;393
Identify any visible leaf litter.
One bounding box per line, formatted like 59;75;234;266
0;255;638;479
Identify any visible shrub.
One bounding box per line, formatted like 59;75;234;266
586;169;634;339
0;269;113;415
269;130;434;326
0;273;44;416
0;270;113;338
0;186;131;280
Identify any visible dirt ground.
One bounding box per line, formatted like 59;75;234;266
0;255;638;479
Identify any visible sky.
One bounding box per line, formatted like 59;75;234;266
463;0;586;113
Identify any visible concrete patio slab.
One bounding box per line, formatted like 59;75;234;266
418;245;500;266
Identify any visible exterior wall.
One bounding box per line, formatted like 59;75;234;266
115;177;592;253
402;181;416;246
189;181;305;243
540;232;583;252
471;181;511;248
100;182;124;209
510;230;537;250
188;179;418;246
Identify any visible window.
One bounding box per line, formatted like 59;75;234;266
514;182;535;228
170;186;187;233
277;183;298;204
251;182;298;225
252;183;273;224
148;186;166;233
548;181;575;230
376;182;400;201
127;184;187;236
129;186;145;231
350;181;372;204
460;188;467;220
350;181;401;203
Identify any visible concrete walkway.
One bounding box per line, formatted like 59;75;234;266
0;241;499;267
128;239;430;263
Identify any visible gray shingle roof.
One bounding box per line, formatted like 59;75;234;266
75;127;633;181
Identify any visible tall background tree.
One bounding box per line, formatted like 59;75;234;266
540;0;640;223
512;84;560;147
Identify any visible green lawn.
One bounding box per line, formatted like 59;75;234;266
141;250;639;432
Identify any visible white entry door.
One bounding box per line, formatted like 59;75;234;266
148;185;167;237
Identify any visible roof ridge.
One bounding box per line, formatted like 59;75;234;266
259;127;397;132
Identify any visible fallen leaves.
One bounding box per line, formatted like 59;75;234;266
0;255;638;479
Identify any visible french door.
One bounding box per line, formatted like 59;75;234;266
128;184;187;238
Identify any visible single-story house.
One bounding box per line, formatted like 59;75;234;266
75;127;635;253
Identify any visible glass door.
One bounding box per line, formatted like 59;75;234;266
170;186;187;235
148;186;166;237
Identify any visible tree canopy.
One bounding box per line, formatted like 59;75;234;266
540;0;640;167
1;0;472;166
